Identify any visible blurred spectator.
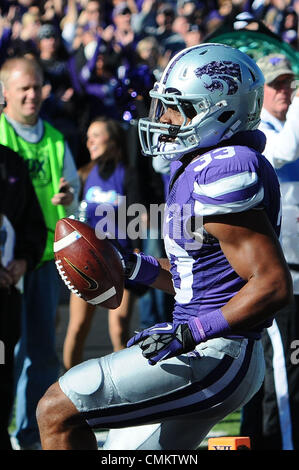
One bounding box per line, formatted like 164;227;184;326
132;2;183;55
39;0;63;24
184;23;205;47
77;0;104;30
0;10;40;62
60;0;82;52
0;56;80;450
8;11;41;55
280;6;299;49
130;0;158;32
36;23;80;160
204;9;224;35
61;0;107;55
172;13;190;38
150;2;179;48
68;37;124;144
111;1;137;49
38;23;72;100
38;22;68;62
177;0;204;23
135;35;164;80
1;0;37;21
0;90;47;449
162;12;205;52
67;13;154;156
283;6;298;31
250;0;269;19
261;0;292;35
62;116;143;369
68;22;100;73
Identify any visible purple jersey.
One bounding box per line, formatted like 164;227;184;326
163;131;281;334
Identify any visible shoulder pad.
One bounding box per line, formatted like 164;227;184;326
190;145;264;216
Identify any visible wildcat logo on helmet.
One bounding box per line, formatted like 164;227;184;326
195;61;242;95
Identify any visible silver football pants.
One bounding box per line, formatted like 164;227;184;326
59;337;265;450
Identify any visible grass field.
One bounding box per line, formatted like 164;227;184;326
212;409;241;436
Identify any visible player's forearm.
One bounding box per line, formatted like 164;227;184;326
221;268;293;332
203;209;293;333
126;253;175;295
151;259;175;295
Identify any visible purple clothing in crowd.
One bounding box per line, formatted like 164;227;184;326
83;162;129;249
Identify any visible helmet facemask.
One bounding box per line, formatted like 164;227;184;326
139;82;230;160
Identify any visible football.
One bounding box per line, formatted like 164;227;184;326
54;218;124;309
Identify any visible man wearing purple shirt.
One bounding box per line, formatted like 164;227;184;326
36;44;292;450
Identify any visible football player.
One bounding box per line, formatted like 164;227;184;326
36;44;292;450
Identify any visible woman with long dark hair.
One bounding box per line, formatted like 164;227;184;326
63;116;142;369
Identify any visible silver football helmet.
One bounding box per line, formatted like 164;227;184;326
138;43;265;161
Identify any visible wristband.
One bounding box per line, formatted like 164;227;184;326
127;253;160;285
188;309;231;344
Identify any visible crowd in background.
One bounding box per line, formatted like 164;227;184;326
1;0;299;170
1;0;299;451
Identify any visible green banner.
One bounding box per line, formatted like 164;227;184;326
206;30;299;77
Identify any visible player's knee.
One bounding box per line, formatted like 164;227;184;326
36;381;77;431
